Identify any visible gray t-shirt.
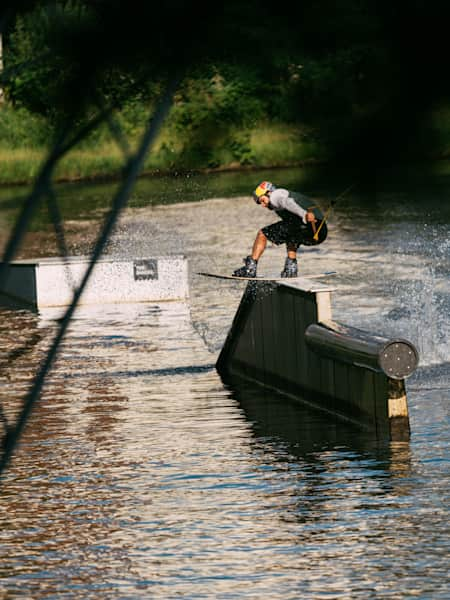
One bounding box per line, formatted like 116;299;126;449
269;188;308;223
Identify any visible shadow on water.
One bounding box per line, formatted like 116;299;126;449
222;375;417;553
222;374;412;470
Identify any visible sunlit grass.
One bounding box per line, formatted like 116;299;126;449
0;109;447;186
0;148;44;184
0;123;325;185
55;145;125;181
250;124;325;166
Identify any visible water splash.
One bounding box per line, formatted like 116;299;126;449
390;223;450;366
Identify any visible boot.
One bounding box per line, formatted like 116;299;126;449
280;257;298;278
233;256;257;278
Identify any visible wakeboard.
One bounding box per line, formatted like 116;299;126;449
197;271;336;281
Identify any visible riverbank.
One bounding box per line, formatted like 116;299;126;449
0;103;449;187
0;103;324;186
0;140;325;188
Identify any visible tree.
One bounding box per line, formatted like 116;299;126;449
1;0;449;162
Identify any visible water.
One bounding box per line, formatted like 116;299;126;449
0;166;449;598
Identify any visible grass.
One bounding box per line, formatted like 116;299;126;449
250;124;325;166
0;148;45;184
0;121;326;185
0;102;449;186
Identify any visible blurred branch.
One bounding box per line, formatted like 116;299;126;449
0;71;182;479
0;107;109;282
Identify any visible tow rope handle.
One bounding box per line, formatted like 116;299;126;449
313;183;356;241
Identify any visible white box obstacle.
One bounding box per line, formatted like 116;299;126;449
0;255;188;310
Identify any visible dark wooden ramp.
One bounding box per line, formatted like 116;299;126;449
216;279;418;441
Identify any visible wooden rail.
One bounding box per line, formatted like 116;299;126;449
305;321;418;379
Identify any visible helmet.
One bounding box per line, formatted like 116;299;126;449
253;181;276;203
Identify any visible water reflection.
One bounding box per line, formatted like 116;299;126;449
221;380;444;600
227;377;392;454
0;165;448;598
0;298;447;599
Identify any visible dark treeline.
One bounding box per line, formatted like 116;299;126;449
1;0;449;166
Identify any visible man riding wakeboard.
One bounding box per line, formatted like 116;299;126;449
233;181;328;278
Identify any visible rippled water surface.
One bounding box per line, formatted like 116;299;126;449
0;166;449;598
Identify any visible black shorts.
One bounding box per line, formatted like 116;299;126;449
262;217;327;247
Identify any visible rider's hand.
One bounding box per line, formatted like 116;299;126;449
305;211;317;223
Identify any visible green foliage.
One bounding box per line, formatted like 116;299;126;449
228;132;255;165
1;0;449;170
4;2;90;117
163;64;266;168
0;104;51;148
171;65;266;131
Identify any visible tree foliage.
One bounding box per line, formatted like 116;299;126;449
1;0;449;162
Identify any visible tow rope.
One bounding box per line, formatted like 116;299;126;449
313;183;356;242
